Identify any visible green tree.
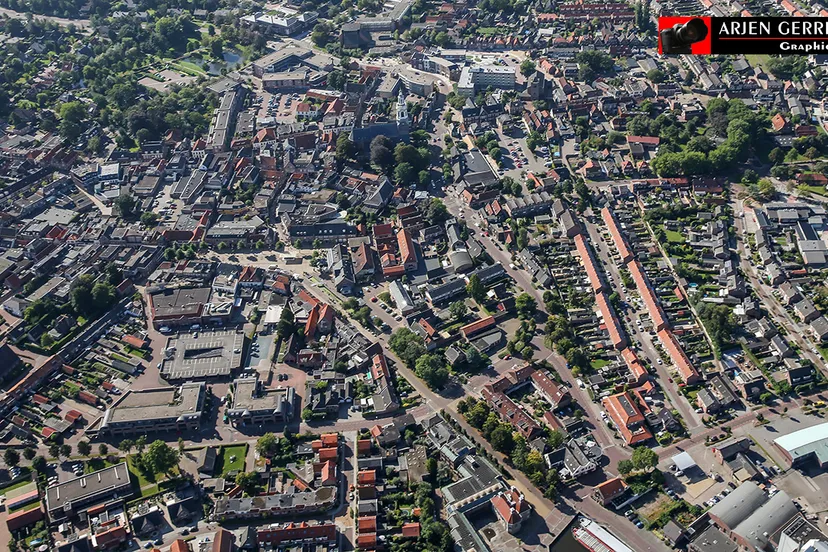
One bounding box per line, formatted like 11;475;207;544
389;327;427;369
434;31;449;47
49;443;61;459
32;456;47;473
489;424;515;453
415;354;449;390
520;59;536;77
235;471;259;494
118;439;134;454
631;446;658;471
618;459;634;476
302;407;314;421
335;134;356;162
370;135;394;172
114;194;136;218
525;449;545;474
98;443;109;457
394;162;416;186
40;333;55;349
256;433;279;457
22;448;36;461
466;274;486;303
515;293;537;319
466;401;491;428
143;440;179;477
548;429;564;449
77;441;91;456
277;307;296;340
425;198;450;225
4;449;20;467
58;101;87;140
449;301;467;321
60;444;71;458
646;69;665;83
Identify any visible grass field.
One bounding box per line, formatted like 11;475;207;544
664;229;686;243
173;60;207;76
216;444;248;476
745;54;770;72
590;358;610;369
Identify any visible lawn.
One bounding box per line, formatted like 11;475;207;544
477;27;500;36
590;358;610;369
664;229;686;244
0;477;33;496
214;444;248;476
798;184;828;197
172;60;207;76
745;53;770;72
85;457;118;473
8;500;40;514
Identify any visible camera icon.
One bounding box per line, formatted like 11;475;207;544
660;18;709;54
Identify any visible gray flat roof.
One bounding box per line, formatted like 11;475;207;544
45;462;132;513
102;382;205;425
161;330;244;379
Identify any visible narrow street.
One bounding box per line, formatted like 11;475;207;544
582;215;702;431
733;200;826;374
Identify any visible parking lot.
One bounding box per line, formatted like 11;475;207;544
256;90;301;123
161;329;245;379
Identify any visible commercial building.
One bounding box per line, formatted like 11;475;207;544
148;287;215;329
160;330;245;380
45;463;133;522
706;481;808;552
227;375;296;425
774;422;828;468
398;69;436;97
92;382;206;437
458;65;516;97
241;11;319;36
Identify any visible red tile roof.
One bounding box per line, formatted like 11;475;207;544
602;392;652;445
397;228;416;268
594;477;628;501
401;522;421;538
171;540;190;552
628;260;668;331
357;470;376;485
358;516;377;532
595;292;626;350
657;329;701;384
460;316;496;339
574;234;604;293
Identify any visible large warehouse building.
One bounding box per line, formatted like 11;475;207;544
774;422;828;468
